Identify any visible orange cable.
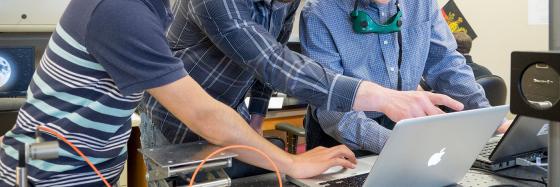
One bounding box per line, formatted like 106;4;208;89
36;126;111;187
188;145;283;187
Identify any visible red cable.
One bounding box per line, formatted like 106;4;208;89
189;145;283;187
36;126;111;187
37;126;282;187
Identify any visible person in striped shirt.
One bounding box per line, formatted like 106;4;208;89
0;0;462;186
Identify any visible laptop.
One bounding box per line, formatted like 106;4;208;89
289;105;509;187
474;115;549;171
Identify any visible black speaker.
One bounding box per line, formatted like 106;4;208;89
511;51;560;121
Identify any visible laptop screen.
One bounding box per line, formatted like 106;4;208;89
490;116;549;161
0;47;35;97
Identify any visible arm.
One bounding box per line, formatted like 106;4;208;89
315;107;391;153
247;80;272;132
246;1;300;132
148;76;357;178
276;0;299;45
186;0;360;112
423;0;490;110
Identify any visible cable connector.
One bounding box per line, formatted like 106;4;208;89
35;126;44;143
516;157;548;172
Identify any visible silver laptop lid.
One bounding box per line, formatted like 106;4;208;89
490;116;549;161
363;105;509;187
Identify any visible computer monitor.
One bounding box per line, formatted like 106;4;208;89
0;47;35;97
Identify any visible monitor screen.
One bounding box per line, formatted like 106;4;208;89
0;47;35;97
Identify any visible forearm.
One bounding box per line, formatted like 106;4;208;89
197;109;289;171
147;76;294;173
424;54;490;109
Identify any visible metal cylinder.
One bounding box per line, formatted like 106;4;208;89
29;141;59;160
550;0;560;186
550;121;560;187
16;167;27;187
552;0;560;50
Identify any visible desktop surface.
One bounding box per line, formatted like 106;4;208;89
232;156;546;187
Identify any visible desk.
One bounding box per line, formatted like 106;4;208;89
231;171;544;187
231;156;547;187
126;107;307;187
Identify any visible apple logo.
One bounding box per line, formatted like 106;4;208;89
428;148;446;167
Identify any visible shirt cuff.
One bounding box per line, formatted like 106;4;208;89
327;75;362;112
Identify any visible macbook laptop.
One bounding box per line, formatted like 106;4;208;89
474;115;549;171
289;105;509;187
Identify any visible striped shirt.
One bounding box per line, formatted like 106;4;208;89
0;0;186;186
139;0;363;144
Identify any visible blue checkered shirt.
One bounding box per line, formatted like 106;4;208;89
139;0;363;143
300;0;490;153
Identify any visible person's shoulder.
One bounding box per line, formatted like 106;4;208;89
88;0;161;32
85;0;167;53
93;0;153;17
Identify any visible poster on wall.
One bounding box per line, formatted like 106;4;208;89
441;0;478;40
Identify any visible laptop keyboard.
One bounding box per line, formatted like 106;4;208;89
318;173;368;187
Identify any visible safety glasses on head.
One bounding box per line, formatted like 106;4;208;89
350;0;403;34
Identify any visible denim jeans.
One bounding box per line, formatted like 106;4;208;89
139;113;283;186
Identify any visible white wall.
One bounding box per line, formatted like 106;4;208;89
291;0;550;103
437;0;549;103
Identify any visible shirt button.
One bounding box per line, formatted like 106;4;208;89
390;67;395;71
383;40;389;45
381;12;386;16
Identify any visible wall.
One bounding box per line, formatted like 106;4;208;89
291;0;550;103
438;0;549;103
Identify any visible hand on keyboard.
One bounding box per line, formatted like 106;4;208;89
286;145;357;179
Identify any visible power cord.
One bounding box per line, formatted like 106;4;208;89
516;157;548;172
470;167;547;186
38;124;283;187
188;145;283;187
36;126;111;187
37;125;284;187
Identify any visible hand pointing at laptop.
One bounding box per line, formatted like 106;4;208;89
353;81;465;122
